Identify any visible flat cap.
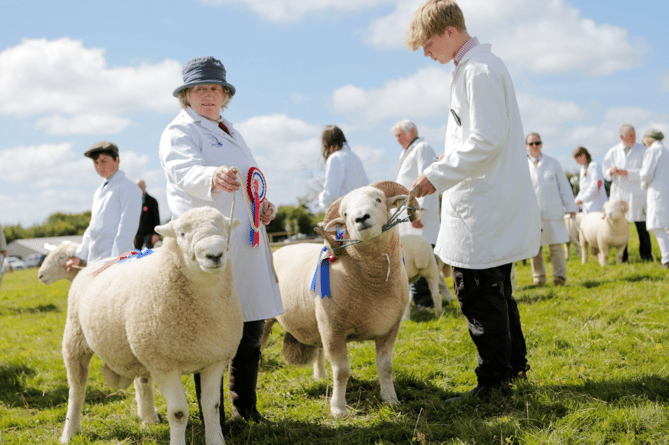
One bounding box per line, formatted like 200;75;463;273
643;129;664;141
84;141;119;159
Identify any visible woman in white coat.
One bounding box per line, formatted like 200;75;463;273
159;56;283;425
573;146;607;213
317;125;369;210
526;133;577;286
640;129;669;268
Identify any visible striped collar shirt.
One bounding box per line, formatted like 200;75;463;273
454;37;480;67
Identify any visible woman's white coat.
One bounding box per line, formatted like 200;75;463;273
574;161;608;213
159;107;283;322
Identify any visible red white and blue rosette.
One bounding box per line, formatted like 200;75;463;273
247;167;266;247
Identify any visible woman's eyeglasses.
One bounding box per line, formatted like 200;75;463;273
527;141;542;146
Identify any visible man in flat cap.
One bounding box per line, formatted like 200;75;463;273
65;141;142;271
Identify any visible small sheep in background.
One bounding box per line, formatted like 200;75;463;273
400;234;452;319
579;199;629;266
563;213;582;260
59;207;242;445
261;181;419;417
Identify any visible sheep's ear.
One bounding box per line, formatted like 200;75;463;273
155;221;176;238
324;217;346;232
387;194;409;208
621;200;629;213
65;243;79;257
229;218;241;231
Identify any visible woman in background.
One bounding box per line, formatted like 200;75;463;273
317;125;369;210
573;146;607;213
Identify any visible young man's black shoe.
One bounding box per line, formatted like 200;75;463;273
445;381;511;404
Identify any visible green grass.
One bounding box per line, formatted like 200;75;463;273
1;227;669;444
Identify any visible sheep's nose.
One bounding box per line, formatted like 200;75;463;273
206;253;223;264
354;213;370;224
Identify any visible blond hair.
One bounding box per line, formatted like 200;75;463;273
405;0;467;51
178;86;232;110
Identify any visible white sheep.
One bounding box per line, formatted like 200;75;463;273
59;207;243;445
563;213;582;260
261;181;419;417
38;241;167;437
579;199;629;266
400;234;452;319
38;241;81;284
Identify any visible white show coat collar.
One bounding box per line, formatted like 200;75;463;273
397;137;423;174
184;107;238;144
528;153;543;165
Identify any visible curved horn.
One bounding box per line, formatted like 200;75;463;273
370;180;422;222
322;196;345;230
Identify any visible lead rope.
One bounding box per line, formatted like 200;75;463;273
330;196;417;253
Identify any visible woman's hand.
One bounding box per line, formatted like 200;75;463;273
212;166;241;193
260;200;276;225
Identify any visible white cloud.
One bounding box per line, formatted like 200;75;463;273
332;65;451;121
0;143;94;187
662;70;669;93
200;0;393;22
0;143;165;225
365;0;423;49
366;0;644;76
516;92;589;134
234;114;322;204
495;3;645;76
35;114;134;135
0;38;182;122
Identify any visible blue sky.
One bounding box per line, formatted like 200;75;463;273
1;0;667;226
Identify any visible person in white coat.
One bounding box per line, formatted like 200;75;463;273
160;56;283;425
602;124;652;262
406;0;541;402
317;125;369;210
65;141;142;271
572;146;607;213
526;133;577;286
639;129;669;268
0;223;6;289
393;119;440;308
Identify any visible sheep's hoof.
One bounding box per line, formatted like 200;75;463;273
142;412;161;424
331;407;348;418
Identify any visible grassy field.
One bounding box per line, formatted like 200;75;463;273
1;229;668;444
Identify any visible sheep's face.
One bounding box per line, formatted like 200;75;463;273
337;187;392;241
156;207;240;274
38;242;78;284
603;199;628;221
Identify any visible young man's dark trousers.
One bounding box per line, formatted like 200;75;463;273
452;263;528;387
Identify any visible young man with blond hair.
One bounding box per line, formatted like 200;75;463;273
406;0;541;402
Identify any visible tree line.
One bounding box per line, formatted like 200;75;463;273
3;206;325;244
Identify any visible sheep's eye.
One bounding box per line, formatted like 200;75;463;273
376;198;382;204
343;212;347;217
178;232;186;237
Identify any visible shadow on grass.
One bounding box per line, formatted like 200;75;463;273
0;303;60;316
45;374;669;444
515;289;560;304
623;274;665;283
408;300;460;322
0;362;129;409
544;374;669;404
